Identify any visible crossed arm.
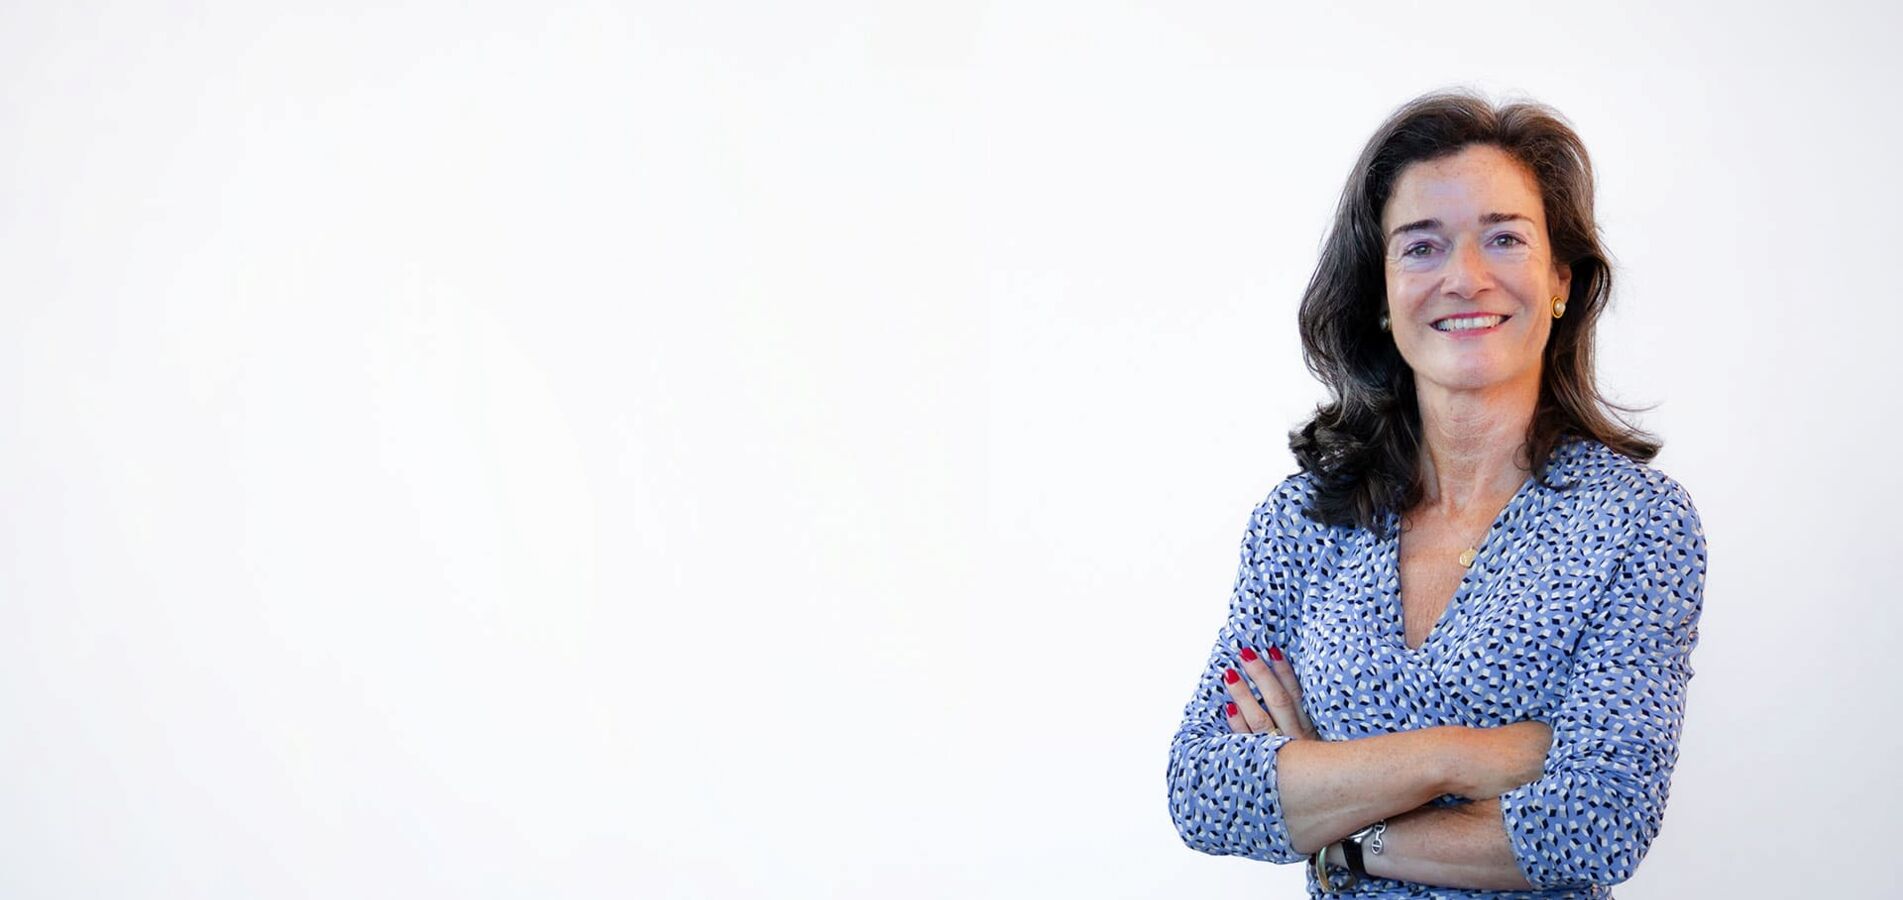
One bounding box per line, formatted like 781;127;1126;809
1167;484;1707;892
1225;653;1545;891
1168;626;1554;892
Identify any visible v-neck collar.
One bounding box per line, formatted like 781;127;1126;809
1376;445;1579;658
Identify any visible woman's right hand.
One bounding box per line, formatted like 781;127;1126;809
1442;721;1553;799
1220;645;1321;741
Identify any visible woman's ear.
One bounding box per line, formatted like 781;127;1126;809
1554;261;1573;302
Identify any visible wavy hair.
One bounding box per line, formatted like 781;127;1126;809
1288;89;1660;534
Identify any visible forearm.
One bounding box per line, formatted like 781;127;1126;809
1274;727;1457;855
1344;798;1534;891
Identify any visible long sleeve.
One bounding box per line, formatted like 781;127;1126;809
1166;486;1308;863
1495;481;1708;889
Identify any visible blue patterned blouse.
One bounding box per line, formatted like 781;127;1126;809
1167;438;1707;898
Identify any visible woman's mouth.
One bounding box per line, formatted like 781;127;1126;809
1431;314;1509;335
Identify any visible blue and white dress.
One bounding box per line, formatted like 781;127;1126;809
1167;438;1708;898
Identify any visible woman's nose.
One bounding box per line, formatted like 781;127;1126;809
1442;238;1491;297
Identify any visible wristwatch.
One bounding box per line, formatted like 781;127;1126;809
1342;820;1387;881
1314;820;1386;894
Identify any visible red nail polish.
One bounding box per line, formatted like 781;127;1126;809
1268;646;1285;662
1224;668;1240;684
1239;647;1258;662
1226;701;1238;717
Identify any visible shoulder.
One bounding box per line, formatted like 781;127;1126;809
1548;441;1708;638
1245;471;1343;549
1232;472;1338;595
1546;437;1705;549
1248;471;1315;530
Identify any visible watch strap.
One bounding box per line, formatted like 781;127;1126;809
1340;819;1386;883
1341;834;1367;881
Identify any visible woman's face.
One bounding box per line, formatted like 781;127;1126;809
1379;143;1572;401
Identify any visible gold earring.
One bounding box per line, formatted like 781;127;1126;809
1551;295;1566;319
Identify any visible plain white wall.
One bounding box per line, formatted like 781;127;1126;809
2;1;1898;897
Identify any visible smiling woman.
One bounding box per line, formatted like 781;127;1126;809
1166;90;1708;899
1383;146;1570;408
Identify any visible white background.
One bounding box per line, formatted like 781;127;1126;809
2;2;1898;897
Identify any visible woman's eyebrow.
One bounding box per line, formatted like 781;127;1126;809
1386;212;1535;241
1480;211;1535;228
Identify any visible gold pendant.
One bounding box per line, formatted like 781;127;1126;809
1458;548;1477;567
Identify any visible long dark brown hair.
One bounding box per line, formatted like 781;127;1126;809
1289;89;1660;535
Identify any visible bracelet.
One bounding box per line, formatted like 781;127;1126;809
1313;841;1357;894
1353;818;1387;855
1338;819;1388;887
1314;819;1388;893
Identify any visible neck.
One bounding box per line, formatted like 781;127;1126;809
1412;373;1539;517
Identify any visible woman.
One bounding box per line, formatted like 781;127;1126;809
1165;90;1707;898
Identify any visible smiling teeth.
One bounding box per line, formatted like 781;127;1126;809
1433;315;1505;332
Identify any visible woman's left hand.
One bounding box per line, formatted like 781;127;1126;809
1222;646;1320;740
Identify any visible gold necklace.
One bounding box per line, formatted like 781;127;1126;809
1407;482;1519;567
1457;536;1484;568
1458;485;1528;566
1455;500;1509;567
1403;513;1491;567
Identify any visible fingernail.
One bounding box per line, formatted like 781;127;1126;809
1225;701;1238;717
1239;647;1258;662
1224;668;1240;684
1268;645;1285;662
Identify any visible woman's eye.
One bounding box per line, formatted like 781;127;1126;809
1490;233;1527;248
1402;243;1433;258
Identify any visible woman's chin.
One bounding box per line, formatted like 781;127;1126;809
1415;366;1529;396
